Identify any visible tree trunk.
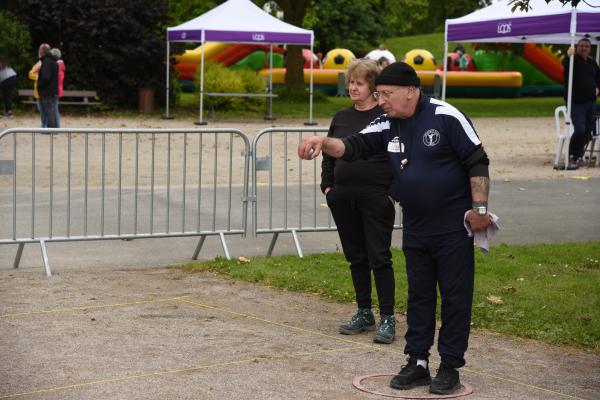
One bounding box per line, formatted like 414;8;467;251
284;46;305;91
276;0;311;91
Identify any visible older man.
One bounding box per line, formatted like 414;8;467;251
564;38;600;169
298;62;492;395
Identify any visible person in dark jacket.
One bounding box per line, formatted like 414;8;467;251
36;43;59;128
563;38;600;169
321;59;396;344
299;62;493;395
0;59;18;117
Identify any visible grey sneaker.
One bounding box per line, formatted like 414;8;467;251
339;308;375;335
374;314;395;344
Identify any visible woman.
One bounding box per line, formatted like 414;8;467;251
0;59;18;117
50;48;65;128
321;58;397;344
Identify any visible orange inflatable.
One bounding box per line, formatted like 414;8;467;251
522;43;563;84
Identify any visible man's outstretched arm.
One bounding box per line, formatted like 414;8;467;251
298;136;346;160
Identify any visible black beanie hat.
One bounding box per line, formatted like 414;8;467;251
375;61;420;87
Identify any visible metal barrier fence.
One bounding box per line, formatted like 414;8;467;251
251;127;402;257
0;128;250;276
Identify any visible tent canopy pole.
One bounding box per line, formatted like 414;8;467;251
195;31;207;125
442;21;449;101
304;35;317;126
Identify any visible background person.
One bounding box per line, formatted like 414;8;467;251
28;60;45;127
50;48;65;127
36;43;59;128
299;61;492;395
321;59;397;344
0;59;18;117
563;38;600;169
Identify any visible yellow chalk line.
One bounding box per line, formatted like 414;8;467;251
0;296;189;318
460;367;589;400
178;297;591;400
0;345;365;399
178;297;381;350
0;296;590;400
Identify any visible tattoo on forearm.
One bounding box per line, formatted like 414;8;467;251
471;176;489;204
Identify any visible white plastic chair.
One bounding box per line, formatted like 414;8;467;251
554;106;574;169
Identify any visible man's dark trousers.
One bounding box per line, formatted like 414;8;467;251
402;230;474;368
569;100;596;159
327;192;396;315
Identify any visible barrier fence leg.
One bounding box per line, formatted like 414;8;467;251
267;232;279;257
14;243;24;269
291;229;304;258
192;235;206;260
219;232;231;261
39;240;52;277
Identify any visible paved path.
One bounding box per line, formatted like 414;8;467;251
1;178;598;272
1;267;598;400
0;177;598;399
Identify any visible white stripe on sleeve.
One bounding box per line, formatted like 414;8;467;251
430;99;480;145
360;116;390;135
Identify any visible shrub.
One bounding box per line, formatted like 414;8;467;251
196;62;267;112
15;0;168;108
274;87;330;103
0;10;32;89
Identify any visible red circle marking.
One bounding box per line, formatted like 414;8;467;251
352;373;474;399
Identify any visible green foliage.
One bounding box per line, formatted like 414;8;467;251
386;32;449;62
509;0;579;12
304;0;387;56
0;10;32;88
15;0;168;107
274;87;329;103
181;242;600;349
196;62;267;112
383;0;490;37
176;93;575;120
386;0;431;37
167;0;222;27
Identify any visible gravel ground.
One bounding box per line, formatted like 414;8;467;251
1;112;599;400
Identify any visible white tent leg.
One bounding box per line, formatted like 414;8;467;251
304;38;317;126
265;44;275;121
565;12;576;169
195;32;207;126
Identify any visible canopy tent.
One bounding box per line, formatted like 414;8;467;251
442;0;600;119
165;0;315;124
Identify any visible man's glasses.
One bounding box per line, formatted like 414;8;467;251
373;89;399;100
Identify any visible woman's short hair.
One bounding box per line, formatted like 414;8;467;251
50;48;62;59
345;58;380;93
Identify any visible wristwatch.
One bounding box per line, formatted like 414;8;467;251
473;205;488;215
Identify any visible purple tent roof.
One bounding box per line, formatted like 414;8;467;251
167;0;313;45
446;0;600;44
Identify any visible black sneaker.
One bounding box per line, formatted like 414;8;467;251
430;363;461;395
390;358;431;390
566;156;579;170
373;314;395;344
338;308;375;335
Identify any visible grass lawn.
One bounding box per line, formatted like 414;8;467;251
180;242;600;350
386;32;454;63
177;92;567;119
